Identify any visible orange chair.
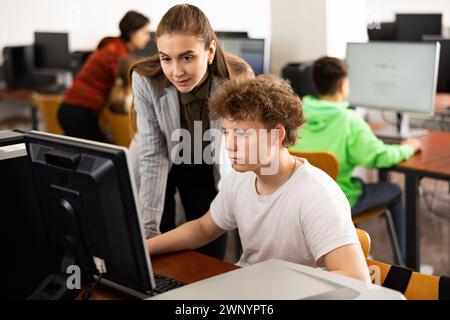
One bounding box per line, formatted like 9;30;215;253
356;228;371;259
357;228;449;300
99;108;132;147
31;92;64;134
289;150;404;266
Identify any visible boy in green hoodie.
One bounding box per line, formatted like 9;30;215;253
290;56;421;261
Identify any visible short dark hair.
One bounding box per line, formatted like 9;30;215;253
119;11;150;42
311;56;348;96
209;75;305;147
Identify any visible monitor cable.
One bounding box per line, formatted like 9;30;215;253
81;273;104;301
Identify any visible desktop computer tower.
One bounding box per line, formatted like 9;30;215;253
0;130;56;299
2;45;56;89
3;45;35;89
281;62;317;98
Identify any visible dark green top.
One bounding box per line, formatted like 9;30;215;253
178;74;212;165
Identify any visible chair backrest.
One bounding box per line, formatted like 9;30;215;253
356;228;371;258
99;108;132;147
356;228;450;300
367;258;450;300
289;150;339;180
31;92;64;135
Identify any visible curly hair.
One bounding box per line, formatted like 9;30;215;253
209;74;305;147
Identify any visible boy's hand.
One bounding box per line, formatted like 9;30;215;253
402;138;421;154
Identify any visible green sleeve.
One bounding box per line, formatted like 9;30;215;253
347;115;415;168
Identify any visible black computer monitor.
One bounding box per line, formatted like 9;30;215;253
34;32;71;70
218;36;266;75
1;131;56;299
24;131;156;299
367;22;396;41
395;14;442;41
216;31;249;38
423;37;450;93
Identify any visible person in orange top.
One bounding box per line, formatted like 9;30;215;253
58;10;150;142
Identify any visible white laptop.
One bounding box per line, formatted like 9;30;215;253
148;259;404;300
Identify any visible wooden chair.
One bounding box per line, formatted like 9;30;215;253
30;92;64;134
99;108;132;147
367;258;450;300
289;149;404;266
357;228;449;300
356;228;371;259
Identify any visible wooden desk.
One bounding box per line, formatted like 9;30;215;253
0;88;37;129
380;130;450;271
435;93;450;113
81;251;239;300
0;88;33;102
0;86;66;130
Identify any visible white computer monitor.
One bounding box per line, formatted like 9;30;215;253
346;41;440;140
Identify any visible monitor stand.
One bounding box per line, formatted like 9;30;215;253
374;113;428;143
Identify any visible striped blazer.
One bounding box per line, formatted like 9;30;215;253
132;71;231;238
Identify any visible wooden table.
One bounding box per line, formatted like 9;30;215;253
380;130;450;271
80;251;239;300
0;88;37;129
0;86;66;130
435;93;450;113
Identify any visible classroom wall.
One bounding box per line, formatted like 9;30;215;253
0;0;271;62
270;0;368;75
270;0;328;75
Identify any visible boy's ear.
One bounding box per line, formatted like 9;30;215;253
273;124;286;146
339;77;349;96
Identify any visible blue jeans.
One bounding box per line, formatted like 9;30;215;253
351;182;406;260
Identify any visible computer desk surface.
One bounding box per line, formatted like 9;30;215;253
78;251;239;300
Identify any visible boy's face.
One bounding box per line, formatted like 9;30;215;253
222;117;280;174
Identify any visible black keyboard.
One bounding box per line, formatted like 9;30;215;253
150;273;184;295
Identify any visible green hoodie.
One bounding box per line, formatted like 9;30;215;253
290;95;415;207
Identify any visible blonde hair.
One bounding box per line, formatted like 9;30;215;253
225;53;255;82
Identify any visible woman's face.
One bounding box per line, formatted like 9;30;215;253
129;23;151;50
157;33;216;93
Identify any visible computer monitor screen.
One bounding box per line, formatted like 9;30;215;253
34;32;70;70
423;37;450;93
395;14;442;41
216;31;249;38
346;42;440;115
218;37;265;75
24;131;155;298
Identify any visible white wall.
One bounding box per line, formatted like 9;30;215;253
270;0;367;75
271;0;328;75
0;0;271;61
326;0;368;59
367;0;450;36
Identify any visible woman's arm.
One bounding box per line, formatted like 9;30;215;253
132;72;169;238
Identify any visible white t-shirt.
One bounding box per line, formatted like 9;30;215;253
210;159;359;268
